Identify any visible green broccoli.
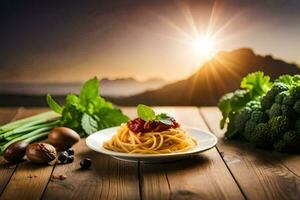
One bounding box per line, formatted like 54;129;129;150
275;91;288;104
293;99;300;114
219;72;300;153
261;91;275;110
273;140;286;152
281;105;295;118
269;103;282;118
250;123;271;148
268;116;291;141
218;89;251;129
234;107;252;132
246;100;261;110
250;110;267;123
272;82;289;92
282;94;296;106
224;114;238;139
295;118;300;133
292;75;300;82
243;120;257;141
289;85;300;99
261;83;289;110
274;131;300;153
275;74;294;86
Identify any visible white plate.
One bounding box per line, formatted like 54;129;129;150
86;126;218;163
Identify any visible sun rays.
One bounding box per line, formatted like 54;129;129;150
150;1;247;101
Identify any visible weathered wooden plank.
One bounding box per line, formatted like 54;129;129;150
42;143;140;200
124;107;170;200
42;108;140;200
0;107;20;194
0;108;56;200
127;107;245;200
200;107;300;200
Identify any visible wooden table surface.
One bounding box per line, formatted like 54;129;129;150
0;107;299;200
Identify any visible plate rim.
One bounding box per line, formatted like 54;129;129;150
86;126;218;158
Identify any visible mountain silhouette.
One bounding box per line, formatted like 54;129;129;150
110;48;300;106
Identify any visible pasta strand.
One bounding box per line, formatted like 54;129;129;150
103;124;197;154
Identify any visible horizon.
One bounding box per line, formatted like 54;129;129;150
0;47;298;84
0;0;300;83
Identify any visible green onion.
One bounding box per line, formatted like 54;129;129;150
0;120;59;140
0;111;59;133
0;111;61;154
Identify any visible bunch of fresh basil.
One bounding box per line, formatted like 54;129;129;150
47;77;129;137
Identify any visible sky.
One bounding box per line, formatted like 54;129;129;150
0;0;300;83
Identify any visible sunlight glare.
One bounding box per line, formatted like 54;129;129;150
193;36;216;57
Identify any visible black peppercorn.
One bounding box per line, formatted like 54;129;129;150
80;158;92;169
58;151;68;163
66;148;74;155
66;156;74;163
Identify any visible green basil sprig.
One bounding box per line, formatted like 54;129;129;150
137;104;173;125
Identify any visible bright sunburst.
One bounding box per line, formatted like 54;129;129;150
192;36;216;58
152;1;242;63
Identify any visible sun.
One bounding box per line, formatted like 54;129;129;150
192;36;216;58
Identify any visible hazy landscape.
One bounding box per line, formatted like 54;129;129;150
0;1;299;106
111;48;300;105
0;47;298;106
0;77;166;97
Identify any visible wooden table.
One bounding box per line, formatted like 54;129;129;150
0;107;299;200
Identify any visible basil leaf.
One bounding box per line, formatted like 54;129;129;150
97;108;129;127
47;76;130;137
81;113;98;135
79;77;99;106
158;118;173;125
155;113;168;120
46;94;63;114
155;113;173;125
65;94;83;110
137;104;156;121
61;104;83;135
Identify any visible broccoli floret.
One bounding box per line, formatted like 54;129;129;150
250;123;271;148
281;105;295;118
261;92;275;110
295;118;300;133
268;116;291;141
250;117;290;149
261;83;287;110
292;75;300;82
274;131;300;153
290;85;300;99
246;100;261;110
273;140;286;152
265;109;270;117
224;115;238;139
244;120;257;141
271;82;289;93
234;107;252;132
293;99;300;114
218;89;251;129
269;103;282;118
275;74;294;86
226;90;251;109
275;91;288;104
250;110;267;123
282;94;296;106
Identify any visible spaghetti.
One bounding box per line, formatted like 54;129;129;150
103;124;197;154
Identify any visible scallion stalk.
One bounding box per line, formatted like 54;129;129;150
0;111;62;154
0;126;54;153
0;120;60;140
0;111;59;133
